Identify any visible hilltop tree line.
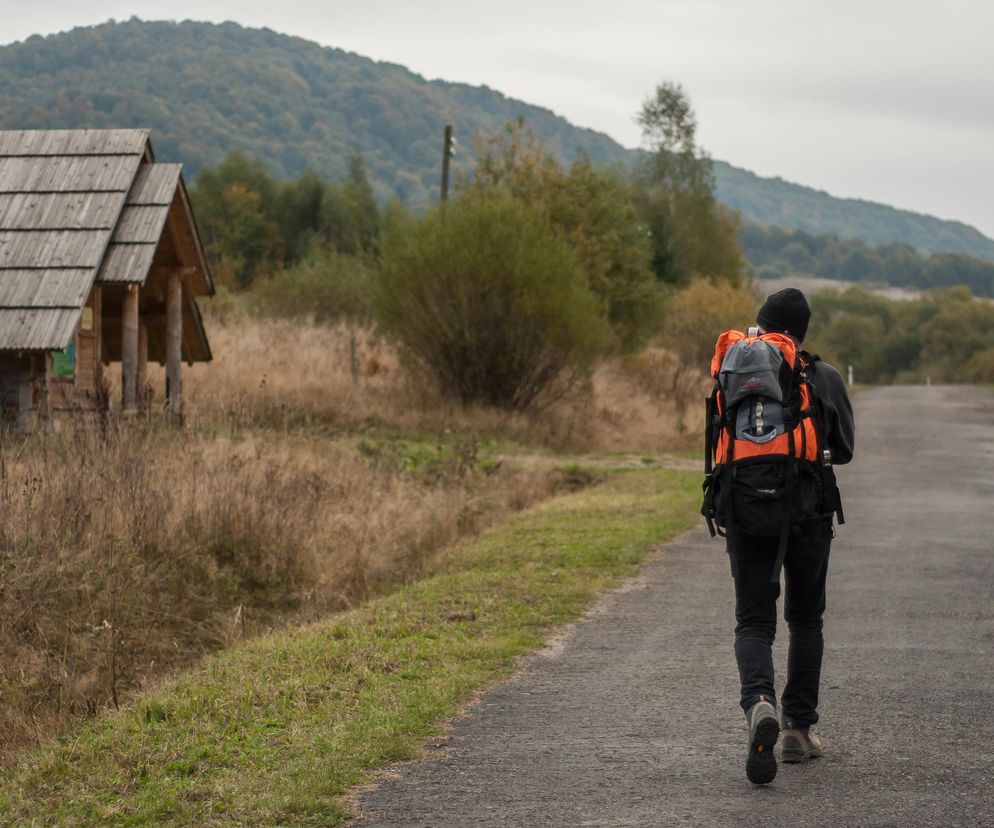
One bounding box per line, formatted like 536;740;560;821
744;223;994;298
191;151;381;288
0;18;626;207
714;162;994;261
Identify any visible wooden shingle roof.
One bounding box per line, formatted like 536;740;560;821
99;164;180;284
0;129;149;351
0;129;213;358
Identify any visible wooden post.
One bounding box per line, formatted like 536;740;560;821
349;331;359;384
165;272;183;421
121;284;139;413
93;286;103;362
440;125;453;204
16;363;34;433
37;354;52;432
137;322;149;413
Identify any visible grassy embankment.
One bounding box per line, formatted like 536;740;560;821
1;318;702;765
0;466;699;826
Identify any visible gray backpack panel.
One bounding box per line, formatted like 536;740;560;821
718;339;784;407
720;339;787;444
735;398;785;443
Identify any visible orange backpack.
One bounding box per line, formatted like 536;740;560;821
702;330;843;580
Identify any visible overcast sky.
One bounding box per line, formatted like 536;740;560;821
3;0;992;237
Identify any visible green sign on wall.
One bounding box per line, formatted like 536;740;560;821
52;341;75;378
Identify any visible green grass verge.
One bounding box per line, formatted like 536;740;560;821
1;468;699;826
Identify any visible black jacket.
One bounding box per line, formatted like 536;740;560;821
806;358;855;465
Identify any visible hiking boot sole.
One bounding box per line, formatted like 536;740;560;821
746;716;780;784
781;744;824;764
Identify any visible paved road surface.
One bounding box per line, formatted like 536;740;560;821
356;386;994;827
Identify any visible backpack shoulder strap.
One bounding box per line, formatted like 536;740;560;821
704;382;717;474
800;350;820;374
798;350;846;526
759;331;798;369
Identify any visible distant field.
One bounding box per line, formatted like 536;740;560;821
757;275;923;301
758;275;994;306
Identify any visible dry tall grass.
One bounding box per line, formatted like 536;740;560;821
0;418;562;763
181;318;700;452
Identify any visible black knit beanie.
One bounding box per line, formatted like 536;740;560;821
757;288;811;343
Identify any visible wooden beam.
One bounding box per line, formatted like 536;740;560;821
175;177;214;296
102;313;166;325
165;271;183;422
150;265;196;280
121;283;139;413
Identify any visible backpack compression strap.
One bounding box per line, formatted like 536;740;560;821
722;399;739;575
770;365;801;583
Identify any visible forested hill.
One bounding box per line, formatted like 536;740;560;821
0;18;627;204
713;162;994;262
2;18;993;263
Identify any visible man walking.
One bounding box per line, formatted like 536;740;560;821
704;288;855;784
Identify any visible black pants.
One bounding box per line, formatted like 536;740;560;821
729;519;832;727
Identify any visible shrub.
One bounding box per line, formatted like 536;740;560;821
247;249;371;324
659;278;758;425
373;193;609;409
471;122;662;351
964;346;994;383
662;278;758;369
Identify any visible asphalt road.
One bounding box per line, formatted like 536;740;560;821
355;386;994;827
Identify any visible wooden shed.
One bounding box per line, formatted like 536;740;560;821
0;129;213;429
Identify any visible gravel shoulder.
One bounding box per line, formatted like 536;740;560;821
356;385;994;827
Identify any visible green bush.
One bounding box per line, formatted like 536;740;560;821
373;193;609;409
470;122;662;351
247;250;371;323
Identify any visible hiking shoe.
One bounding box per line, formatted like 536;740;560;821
780;717;824;763
745;695;780;784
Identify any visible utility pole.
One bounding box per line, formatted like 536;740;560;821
441;125;455;203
